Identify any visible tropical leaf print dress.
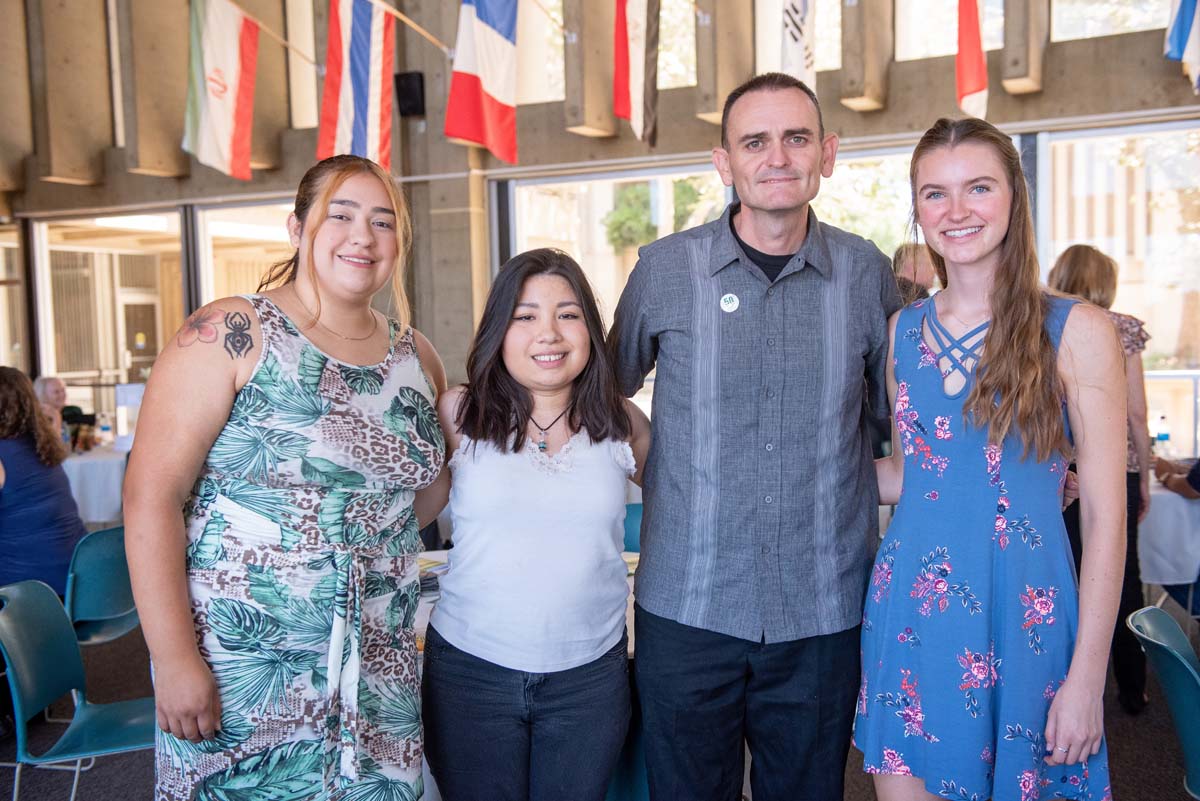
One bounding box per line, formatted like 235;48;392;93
854;296;1112;801
155;295;444;801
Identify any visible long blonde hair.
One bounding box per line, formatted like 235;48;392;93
911;118;1068;461
258;155;413;326
0;367;67;466
1048;244;1118;309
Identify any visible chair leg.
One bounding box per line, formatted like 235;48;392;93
68;759;83;801
11;762;21;801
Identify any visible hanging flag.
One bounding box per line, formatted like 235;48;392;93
956;0;987;118
183;0;260;181
317;0;396;170
613;0;660;143
1166;0;1200;93
780;0;817;89
445;0;518;164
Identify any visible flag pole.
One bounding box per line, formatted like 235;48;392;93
227;0;318;66
365;0;452;57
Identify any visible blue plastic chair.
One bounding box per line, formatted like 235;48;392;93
623;503;643;553
0;580;155;801
64;526;140;647
1127;606;1200;799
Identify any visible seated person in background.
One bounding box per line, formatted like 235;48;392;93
0;367;88;595
1154;456;1200;499
891;242;938;305
33;374;69;441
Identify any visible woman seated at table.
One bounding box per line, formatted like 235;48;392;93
421;248;650;801
33;375;69;442
0;367;87;595
1154;456;1200;500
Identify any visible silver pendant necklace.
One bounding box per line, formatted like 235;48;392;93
529;407;569;452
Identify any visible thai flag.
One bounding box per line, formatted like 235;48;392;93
317;0;395;170
956;0;987;118
445;0;518;164
1166;0;1200;93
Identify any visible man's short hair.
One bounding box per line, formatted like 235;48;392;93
720;72;825;149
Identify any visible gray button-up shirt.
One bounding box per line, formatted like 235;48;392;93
611;204;902;643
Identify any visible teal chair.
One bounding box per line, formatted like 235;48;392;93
623;503;643;553
64;526;140;647
0;580;155;801
1127;606;1200;799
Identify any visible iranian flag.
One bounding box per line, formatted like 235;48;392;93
183;0;259;180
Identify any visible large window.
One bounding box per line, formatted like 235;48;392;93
0;227;28;372
35;213;184;414
1046;123;1200;455
1051;0;1169;42
814;149;914;261
895;0;1004;61
198;202;294;302
510;165;728;413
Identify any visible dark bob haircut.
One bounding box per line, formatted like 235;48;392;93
455;248;631;452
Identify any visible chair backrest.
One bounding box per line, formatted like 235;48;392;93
0;581;87;727
1127;606;1200;798
65;526;136;624
623;503;643;553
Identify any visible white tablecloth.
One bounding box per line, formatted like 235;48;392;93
61;445;127;525
1138;484;1200;585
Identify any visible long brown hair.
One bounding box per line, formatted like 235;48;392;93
457;248;631;452
911;118;1068;461
1048;244;1118;309
258;155;414;326
0;367;67;466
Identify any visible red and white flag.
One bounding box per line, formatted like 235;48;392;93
614;0;659;143
317;0;395;170
956;0;987;118
183;0;259;180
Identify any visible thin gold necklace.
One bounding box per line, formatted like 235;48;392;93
292;286;379;341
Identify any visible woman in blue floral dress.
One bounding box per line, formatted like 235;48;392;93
854;119;1126;801
125;156;447;801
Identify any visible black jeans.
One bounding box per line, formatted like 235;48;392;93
633;605;860;801
421;625;631;801
1063;469;1145;705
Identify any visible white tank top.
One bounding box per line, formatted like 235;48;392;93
430;429;635;672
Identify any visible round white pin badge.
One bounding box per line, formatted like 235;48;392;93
720;293;740;313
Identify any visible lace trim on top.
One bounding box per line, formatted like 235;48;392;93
450;429;635;477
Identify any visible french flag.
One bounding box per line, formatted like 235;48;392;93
1166;0;1200;93
956;0;987;118
445;0;518;164
317;0;395;170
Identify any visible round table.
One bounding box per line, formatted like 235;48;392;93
61;445;128;526
1138;484;1200;586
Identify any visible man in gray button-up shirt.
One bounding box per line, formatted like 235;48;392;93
611;73;902;801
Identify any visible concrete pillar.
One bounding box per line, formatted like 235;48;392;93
285;0;319;129
695;0;754;124
26;0;115;185
400;0;486;384
564;0;617;137
116;0;189;177
0;0;34;194
839;0;892;111
1002;0;1049;94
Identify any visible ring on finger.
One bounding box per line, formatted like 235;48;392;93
1056;746;1069;753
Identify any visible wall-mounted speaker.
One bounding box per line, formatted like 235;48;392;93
395;71;425;118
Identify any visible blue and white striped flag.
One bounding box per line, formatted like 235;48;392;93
1166;0;1200;93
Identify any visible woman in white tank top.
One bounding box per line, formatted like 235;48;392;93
421;249;651;801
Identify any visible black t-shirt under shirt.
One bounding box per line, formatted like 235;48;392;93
729;213;795;284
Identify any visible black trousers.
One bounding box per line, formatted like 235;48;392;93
633;604;860;801
1063;470;1145;704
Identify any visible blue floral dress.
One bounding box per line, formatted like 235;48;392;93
854;295;1111;801
155;295;444;801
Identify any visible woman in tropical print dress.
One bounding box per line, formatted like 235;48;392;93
854;119;1126;801
125;155;447;801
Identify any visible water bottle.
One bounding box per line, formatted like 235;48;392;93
98;412;113;446
1153;414;1173;459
